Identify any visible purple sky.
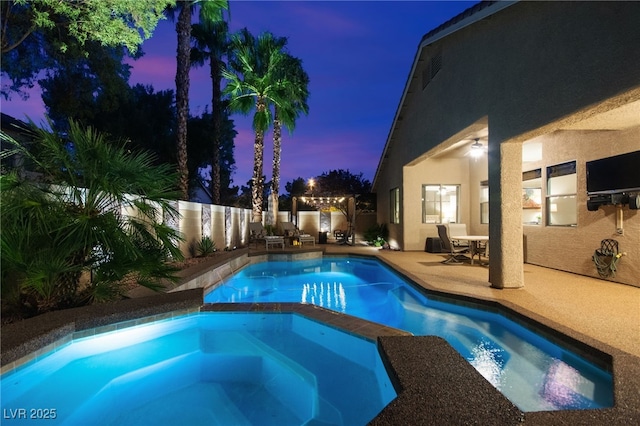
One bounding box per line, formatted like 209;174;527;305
2;1;476;191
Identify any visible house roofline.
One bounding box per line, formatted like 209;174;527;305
372;1;517;190
1;113;31;133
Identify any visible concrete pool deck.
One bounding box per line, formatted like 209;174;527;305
2;244;639;424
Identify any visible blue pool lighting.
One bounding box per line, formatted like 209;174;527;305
1;313;395;425
205;257;613;412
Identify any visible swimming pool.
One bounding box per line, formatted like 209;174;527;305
1;312;395;425
205;257;613;412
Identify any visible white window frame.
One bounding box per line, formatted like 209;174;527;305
546;161;577;227
421;184;460;224
480;180;489;224
390;187;400;224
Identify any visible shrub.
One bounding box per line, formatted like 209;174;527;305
197;236;216;257
364;223;389;246
1;120;183;318
264;224;276;236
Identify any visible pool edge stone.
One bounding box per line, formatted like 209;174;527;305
373;335;525;425
1;288;204;369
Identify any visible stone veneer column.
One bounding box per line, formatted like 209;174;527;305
488;141;524;289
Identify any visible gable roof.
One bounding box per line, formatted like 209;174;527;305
1;113;30;134
372;1;516;189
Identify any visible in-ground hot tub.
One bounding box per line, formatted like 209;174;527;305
1;312;396;426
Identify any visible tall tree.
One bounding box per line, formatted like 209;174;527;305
93;84;177;167
39;42;132;131
191;19;229;204
167;0;227;200
269;53;310;224
38;35;177;166
315;169;372;196
1;0;173;98
223;28;287;222
186;108;237;200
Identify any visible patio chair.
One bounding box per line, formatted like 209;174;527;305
436;225;469;264
476;240;489;266
447;223;469;248
336;223;354;245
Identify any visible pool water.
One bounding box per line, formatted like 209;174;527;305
1;313;395;426
205;257;613;412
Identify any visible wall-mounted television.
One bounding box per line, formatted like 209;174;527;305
586;150;640;195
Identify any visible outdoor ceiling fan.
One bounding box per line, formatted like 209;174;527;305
465;138;487;158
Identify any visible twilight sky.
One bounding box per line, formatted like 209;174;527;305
2;1;477;192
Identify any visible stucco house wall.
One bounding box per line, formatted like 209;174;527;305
402;158;472;250
522;127;640;284
374;1;640;287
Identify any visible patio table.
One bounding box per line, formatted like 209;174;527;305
450;235;489;265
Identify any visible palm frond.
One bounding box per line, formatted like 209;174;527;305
1;119;184;313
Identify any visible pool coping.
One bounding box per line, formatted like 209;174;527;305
0;289;205;373
2;252;639;424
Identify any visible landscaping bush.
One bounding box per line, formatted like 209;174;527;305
197;236;217;256
364;223;389;246
1;120;184;320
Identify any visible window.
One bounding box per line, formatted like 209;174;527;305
522;169;542;225
422;184;459;224
390;187;400;224
546;161;577;226
480;180;489;224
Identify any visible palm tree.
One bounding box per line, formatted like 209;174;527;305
0;121;183;317
269;54;310;224
167;0;227;200
191;19;229;204
223;28;288;222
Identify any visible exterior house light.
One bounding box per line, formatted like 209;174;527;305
470;139;484;158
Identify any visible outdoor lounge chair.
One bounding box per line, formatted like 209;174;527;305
437;224;469;264
281;222;314;247
249;222;284;250
248;222;265;248
280;222;299;237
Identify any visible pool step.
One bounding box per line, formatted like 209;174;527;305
387;288;510;368
62;330;342;426
388;286;425;308
302;396;343;426
201;331;344;425
202;330;330;424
